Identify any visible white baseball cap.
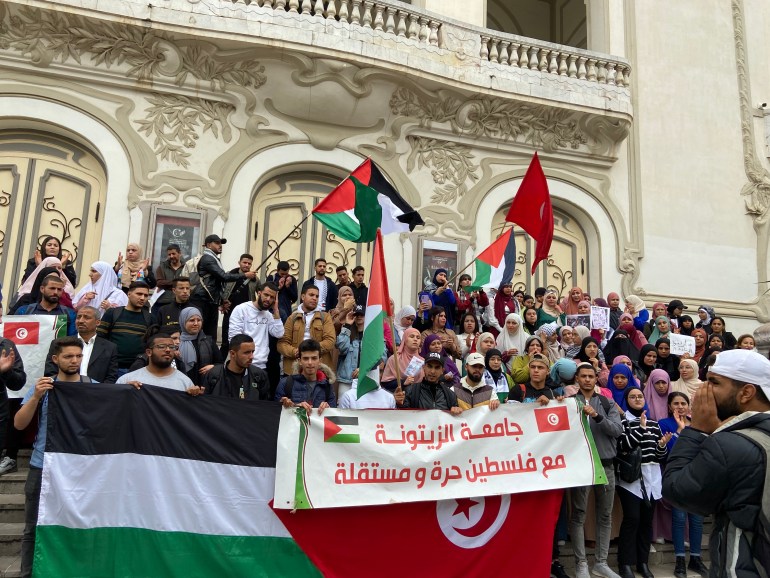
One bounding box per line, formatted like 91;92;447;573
465;352;485;367
709;349;770;397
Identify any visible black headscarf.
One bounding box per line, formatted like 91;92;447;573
637;343;657;380
485;348;504;382
602;330;640;365
576;337;601;364
624;387;645;418
655;338;680;381
678;315;695;336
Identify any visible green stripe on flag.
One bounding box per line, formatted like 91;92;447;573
350;176;382;243
313;212;361;242
357;310;386;398
468;258;491;291
326;433;361;443
577;400;608;485
34;526;320;578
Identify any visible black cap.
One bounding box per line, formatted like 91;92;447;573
425;352;443;365
668;299;687;310
353;305;365;316
204;234;227;245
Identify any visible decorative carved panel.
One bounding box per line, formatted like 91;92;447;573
491;206;589;300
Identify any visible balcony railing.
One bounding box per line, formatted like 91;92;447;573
226;0;630;91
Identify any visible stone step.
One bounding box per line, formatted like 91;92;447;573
557;537;711;571
0;497;24;525
0;524;23;558
0;556;19;578
0;472;26;496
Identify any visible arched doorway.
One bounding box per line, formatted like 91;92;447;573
249;172;373;284
0;131;107;294
491;205;589;300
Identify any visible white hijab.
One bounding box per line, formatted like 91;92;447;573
73;261;128;310
496;313;528;354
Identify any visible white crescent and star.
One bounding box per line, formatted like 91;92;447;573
436;494;510;549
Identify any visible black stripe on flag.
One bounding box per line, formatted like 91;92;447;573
325;416;358;426
45;382;281;468
500;228;518;285
368;162;424;231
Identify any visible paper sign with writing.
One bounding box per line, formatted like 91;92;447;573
404;357;425;377
669;333;696;356
274;399;606;509
590;306;610;331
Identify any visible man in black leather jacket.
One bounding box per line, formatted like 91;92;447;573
396;352;461;414
663;349;770;578
190;235;256;340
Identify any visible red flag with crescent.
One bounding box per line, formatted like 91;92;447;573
272;490;562;577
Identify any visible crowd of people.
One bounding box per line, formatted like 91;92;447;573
1;233;769;578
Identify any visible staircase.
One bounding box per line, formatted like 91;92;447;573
0;450;29;578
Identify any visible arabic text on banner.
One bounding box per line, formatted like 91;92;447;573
274;399;606;509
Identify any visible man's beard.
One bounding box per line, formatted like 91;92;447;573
716;392;742;422
44;295;59;305
152;357;173;369
258;299;271;311
60;366;81;376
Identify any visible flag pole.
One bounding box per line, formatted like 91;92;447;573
252;214;311;276
388;317;403;391
446;223;515;287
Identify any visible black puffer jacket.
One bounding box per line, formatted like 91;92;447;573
191;250;244;305
663;412;770;578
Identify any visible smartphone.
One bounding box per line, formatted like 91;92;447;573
418;291;432;320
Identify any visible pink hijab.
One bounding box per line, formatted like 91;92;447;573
643;369;671;421
382;327;424;383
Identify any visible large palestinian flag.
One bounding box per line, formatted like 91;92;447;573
36;382;319;577
312;158;424;242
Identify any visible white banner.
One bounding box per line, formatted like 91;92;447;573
0;315;67;398
274;399;606;509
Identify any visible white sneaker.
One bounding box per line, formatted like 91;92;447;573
650;545;656;553
0;456;17;476
575;561;590;578
592;563;622;578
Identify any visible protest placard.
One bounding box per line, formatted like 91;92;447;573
590;306;610;330
669;333;696;356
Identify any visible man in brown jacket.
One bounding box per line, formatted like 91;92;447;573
277;285;336;375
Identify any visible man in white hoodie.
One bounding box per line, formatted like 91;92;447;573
227;282;284;370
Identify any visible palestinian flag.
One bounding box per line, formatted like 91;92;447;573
312;158;424;242
467;227;517;291
36;382;320;578
357;229;392;399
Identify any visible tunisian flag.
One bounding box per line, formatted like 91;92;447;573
273;490;562;577
505;152;554;274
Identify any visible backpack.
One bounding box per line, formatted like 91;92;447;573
734;428;770;576
181;254;203;290
106;306;153;331
283;375;332;404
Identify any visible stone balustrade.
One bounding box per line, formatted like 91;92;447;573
226;0;631;91
479;32;630;88
229;0;441;46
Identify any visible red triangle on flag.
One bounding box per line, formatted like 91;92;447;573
323;418;342;442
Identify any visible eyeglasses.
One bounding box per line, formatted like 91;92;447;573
152;344;179;351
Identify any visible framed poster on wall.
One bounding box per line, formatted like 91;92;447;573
419;239;460;289
149;206;206;266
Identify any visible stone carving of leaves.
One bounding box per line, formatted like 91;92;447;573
406;136;479;204
177;45;267;91
391;87;588;152
134;94;235;168
0;6;267;90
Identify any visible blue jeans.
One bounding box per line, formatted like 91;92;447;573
672;507;703;556
116;367;130;379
